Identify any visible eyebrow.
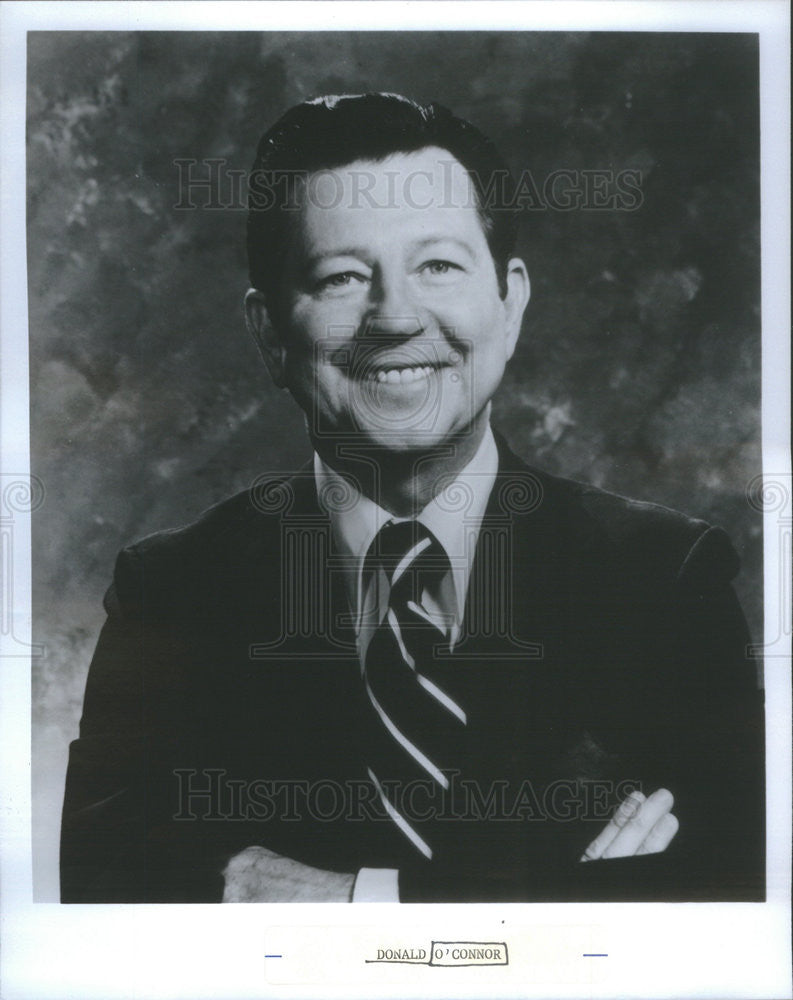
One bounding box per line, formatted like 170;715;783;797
303;236;476;269
410;236;476;256
301;248;371;272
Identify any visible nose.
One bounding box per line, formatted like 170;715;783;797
363;266;424;339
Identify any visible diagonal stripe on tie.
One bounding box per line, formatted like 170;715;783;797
367;767;433;860
367;610;464;759
364;675;449;788
363;520;468;860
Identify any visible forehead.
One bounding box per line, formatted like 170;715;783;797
290;147;487;252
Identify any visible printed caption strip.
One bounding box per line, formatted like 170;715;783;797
264;925;608;986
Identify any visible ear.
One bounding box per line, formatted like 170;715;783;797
244;288;287;388
501;258;531;360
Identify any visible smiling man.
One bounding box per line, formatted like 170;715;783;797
245;142;528;511
60;94;764;903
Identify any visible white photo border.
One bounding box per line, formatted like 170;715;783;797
1;2;790;999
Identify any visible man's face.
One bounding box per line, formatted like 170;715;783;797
249;147;529;457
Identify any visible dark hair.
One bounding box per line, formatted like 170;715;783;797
246;92;520;318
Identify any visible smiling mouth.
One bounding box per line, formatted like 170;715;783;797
369;364;442;385
324;343;457;385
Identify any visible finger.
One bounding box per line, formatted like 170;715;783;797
602;787;674;859
636;811;679;855
580;790;646;861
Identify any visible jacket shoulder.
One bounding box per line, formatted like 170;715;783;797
107;472;312;616
548;472;740;585
496;433;740;586
496;431;708;560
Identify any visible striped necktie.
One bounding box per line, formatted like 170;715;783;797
363;520;468;861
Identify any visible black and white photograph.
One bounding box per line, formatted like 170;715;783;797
1;3;790;999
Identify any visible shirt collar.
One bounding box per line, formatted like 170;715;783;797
314;422;499;624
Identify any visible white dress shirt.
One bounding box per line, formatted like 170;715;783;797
314;422;499;900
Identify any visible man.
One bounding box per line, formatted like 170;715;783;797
61;93;764;903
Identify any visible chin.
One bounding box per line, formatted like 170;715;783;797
354;419;470;455
357;431;443;454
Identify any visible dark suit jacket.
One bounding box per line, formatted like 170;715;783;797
61;434;764;902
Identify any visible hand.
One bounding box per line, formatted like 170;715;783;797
580;788;679;862
222;846;356;902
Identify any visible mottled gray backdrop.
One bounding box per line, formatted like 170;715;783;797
27;31;761;899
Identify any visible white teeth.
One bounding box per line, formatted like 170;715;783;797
373;365;434;384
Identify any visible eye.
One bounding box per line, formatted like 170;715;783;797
420;259;463;280
315;271;368;293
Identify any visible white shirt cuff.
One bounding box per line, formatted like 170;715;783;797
352;868;400;902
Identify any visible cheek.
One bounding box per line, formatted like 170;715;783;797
283;339;346;415
450;297;508;357
466;310;512;386
292;295;364;337
281;306;336;381
283;301;319;347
